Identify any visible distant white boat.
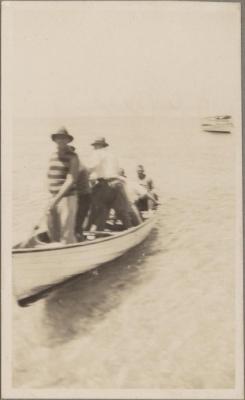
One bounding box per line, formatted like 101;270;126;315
12;210;158;301
201;115;233;134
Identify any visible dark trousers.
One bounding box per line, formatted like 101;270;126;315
135;196;148;212
90;179;133;231
136;192;158;211
75;193;91;234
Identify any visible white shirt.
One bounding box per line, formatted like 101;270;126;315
121;178;147;203
88;148;120;179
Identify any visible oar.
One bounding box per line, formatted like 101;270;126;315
20;213;47;248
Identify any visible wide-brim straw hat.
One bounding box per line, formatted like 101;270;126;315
51;127;74;143
91;137;109;147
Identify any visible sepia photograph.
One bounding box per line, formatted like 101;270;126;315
1;1;244;399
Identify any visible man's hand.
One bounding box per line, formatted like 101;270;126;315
46;153;79;216
46;198;57;215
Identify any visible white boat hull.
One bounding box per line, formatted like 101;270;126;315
13;213;157;300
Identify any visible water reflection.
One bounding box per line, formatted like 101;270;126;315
20;227;160;345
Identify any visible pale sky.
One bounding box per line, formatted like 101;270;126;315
2;1;241;118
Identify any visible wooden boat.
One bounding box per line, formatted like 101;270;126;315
12;210;158;301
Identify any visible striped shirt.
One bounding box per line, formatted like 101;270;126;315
47;150;77;196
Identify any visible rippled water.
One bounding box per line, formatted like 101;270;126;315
13;116;237;389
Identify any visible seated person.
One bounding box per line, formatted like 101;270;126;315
118;168;142;226
135;165;158;211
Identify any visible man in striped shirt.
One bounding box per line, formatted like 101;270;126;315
47;128;79;244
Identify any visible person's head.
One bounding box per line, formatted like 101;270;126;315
51;128;73;150
91;137;109;150
137;164;145;179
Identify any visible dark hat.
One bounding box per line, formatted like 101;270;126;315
51;127;73;143
91;137;109;147
137;164;145;172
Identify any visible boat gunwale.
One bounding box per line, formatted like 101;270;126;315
12;211;157;255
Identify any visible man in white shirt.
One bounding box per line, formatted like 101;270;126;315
87;137;133;231
88;139;119;180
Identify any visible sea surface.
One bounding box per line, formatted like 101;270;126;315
12;116;238;389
